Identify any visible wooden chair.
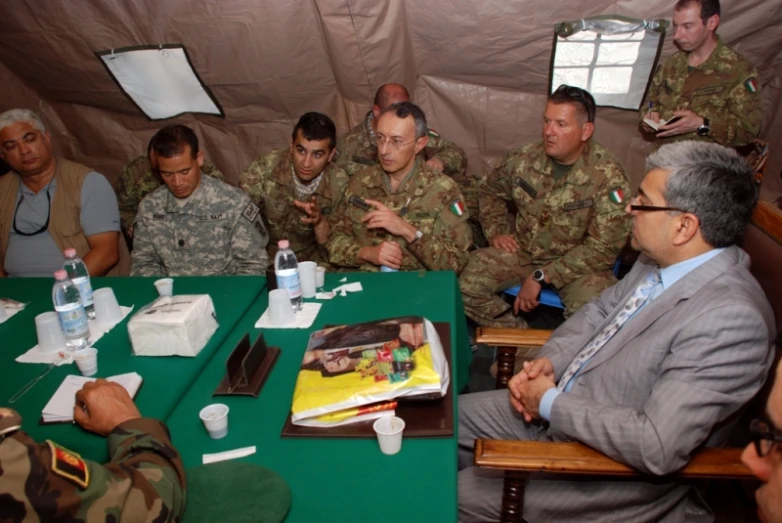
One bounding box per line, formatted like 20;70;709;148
474;327;759;523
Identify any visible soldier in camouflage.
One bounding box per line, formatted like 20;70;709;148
460;86;631;327
116;143;224;239
0;380;185;522
240;112;348;266
328;102;472;273
132;125;268;276
640;0;760;147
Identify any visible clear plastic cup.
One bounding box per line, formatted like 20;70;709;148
373;416;405;455
154;278;174;297
298;261;317;298
93;288;123;326
35;311;68;353
199;403;229;439
73;347;98;376
316;267;326;288
268;289;295;326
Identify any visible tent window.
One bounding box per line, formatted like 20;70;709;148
550;18;667;110
96;45;223;120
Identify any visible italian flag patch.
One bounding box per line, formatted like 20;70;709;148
450;200;466;216
745;78;758;93
609;188;625;205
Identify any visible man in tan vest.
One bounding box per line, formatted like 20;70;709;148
0;109;130;277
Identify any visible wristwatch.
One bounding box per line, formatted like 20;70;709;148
410;229;424;243
696;118;710;137
532;269;546;284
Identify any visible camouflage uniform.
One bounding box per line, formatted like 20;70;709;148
116;155;223;235
131;174;269;276
460;140;631;327
239;149;348;265
327;159;473;273
640;38;761;147
0;409;185;522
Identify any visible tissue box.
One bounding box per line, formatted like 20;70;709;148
128;295;218;357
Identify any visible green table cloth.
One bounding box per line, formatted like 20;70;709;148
0;275;265;462
165;271;469;523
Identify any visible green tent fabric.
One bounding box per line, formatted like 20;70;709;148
184;461;292;522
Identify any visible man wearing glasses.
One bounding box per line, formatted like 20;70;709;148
0;108;129;277
327;101;472;273
459;141;775;522
131;125;269;276
744;360;782;522
460;85;631;328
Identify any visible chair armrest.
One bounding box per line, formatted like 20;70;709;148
476;327;553;348
474;439;753;480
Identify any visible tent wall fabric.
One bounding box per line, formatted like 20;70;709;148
1;0;781;201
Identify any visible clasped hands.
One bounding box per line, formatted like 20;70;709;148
508;357;556;423
358;199;417;270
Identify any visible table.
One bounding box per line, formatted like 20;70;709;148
0;275;266;462
165;271;470;523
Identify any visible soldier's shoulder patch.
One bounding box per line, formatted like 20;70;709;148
608;187;625;205
242;202;260;222
47;440;89;489
427;128;440;138
745;77;758;93
449;199;466;217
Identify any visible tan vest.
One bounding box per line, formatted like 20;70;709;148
0;158;131;276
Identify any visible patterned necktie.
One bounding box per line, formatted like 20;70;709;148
557;269;661;391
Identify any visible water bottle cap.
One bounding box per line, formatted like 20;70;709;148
64;248;77;258
54;269;68;281
278;240;290;249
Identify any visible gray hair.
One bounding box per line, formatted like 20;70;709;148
379;101;428;139
0;108;46;133
647;141;758;247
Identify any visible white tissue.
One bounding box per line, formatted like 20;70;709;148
128;295;218;357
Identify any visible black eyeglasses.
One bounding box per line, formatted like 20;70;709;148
628;195;689;214
553;84;596;123
13;187;51;237
749;418;782;457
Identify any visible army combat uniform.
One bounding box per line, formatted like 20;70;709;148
327;159;473;273
239;149;349;265
116;155;224;235
0;408;185;522
460;140;631;327
641;38;761;147
131;174;269;276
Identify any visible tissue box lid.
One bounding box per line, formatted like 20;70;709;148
129;295;215;326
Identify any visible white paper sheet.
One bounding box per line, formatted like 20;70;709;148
255;302;321;329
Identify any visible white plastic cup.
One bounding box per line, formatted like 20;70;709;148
199;403;230;439
299;261;317;298
73;347;98;376
35;312;68;353
373;415;405;455
154;278;174;297
93;288;123;326
268;289;296;326
315;267;326;288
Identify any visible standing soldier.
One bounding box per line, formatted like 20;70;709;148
640;0;761;147
240;112;348;266
460;85;631;328
328;102;472;273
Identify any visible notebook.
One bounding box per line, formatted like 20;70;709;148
643;115;681;131
41;372;143;423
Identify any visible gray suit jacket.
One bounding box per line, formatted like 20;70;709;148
525;245;776;522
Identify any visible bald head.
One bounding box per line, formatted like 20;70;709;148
373;84;411;111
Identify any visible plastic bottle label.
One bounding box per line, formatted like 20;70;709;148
71;276;94;307
276;268;302;299
55;302;89;339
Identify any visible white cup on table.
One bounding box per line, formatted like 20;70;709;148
35;312;67;353
93;288;123;326
199;403;230;439
373;416;406;455
298;261;317;298
73;347;98;376
315;266;326;288
154;278;174;297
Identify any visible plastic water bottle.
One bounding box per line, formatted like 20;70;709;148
274;240;302;311
52;269;90;350
63;248;95;319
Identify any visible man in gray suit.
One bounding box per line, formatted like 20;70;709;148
459;141;776;523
